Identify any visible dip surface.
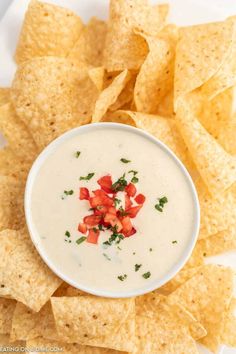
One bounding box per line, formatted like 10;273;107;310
30;125;196;294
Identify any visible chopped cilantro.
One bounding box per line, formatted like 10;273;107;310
133;252;136;255
80;173;95;181
128;170;138;175
117;274;127;281
155;196;168;212
149;248;153;252
131;176;139;184
172;240;178;244
114;198;121;208
142;271;151;279
98;224;104;231
112;174;128;192
103;228;124;246
75;151;81;158
118;207;128;216
120;158;131;163
65;231;71;238
117;246;122;250
64;190;74;196
76;236;86;245
135;264;142;272
103;253;111;261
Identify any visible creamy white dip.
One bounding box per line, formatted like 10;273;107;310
30;126;196;294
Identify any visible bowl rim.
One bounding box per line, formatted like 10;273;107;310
25;122;200;298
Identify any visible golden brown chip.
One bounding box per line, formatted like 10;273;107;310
0;176;25;231
176;94;236;194
88;67;105;92
157;89;175;118
0;334;24;350
0;299;16;335
69;17;107;68
0;88;10;106
10;301;59;342
92;70;131;122
169;264;234;352
0;103;38;161
134;25;177;113
0;147;31;181
53;282;87;297
26;337;126;354
0;229;62;312
174;19;235;104
51;296;135;351
220;298;236;348
11;57;99;149
109;74;136;111
103;0;166;71
15;0;83;64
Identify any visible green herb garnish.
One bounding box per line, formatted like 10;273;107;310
114;198;121;208
64;190;74;196
128;170;138;175
155;196;168;212
76;236;86;245
133;252;136;255
98;224;104;231
131;176;139;184
118;206;128;216
75;151;81;158
103;227;124;246
80;173;95;181
112;174;128;192
65;231;71;238
103;253;111;261
172;240;177;244
117;274;127;281
117;246;122;250
142;271;151;279
149;248;153;252
135;264;142;272
120;158;131;163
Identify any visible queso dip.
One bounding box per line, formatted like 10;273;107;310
28;125;197;294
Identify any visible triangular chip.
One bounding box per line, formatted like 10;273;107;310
88;67;105;92
11;57;99;149
220;298;236;348
15;0;83;64
0;298;16;335
0;88;10;106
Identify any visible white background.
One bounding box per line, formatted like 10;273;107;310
0;1;236;353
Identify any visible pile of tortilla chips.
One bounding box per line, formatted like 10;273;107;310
0;0;236;353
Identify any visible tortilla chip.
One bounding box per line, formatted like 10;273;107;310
156;3;169;23
0;103;38;161
0;88;10;107
0;176;25;231
88;67;105;92
0;334;24;350
158;266;203;295
109;74;136;112
220;298;236;348
11;57;98;149
157;89;175;117
92;70;131;122
53;282;87;297
69;18;107;68
134;25;177;113
174;19;235;104
15;0;83;64
26;337;126;354
51;296;135;351
0;299;16;334
10;301;59;342
136;293;206;340
169;264;234;352
0;147;31;181
0;229;62;312
104;0;166;71
176;95;236;194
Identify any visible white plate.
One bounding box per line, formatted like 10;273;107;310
0;1;235;353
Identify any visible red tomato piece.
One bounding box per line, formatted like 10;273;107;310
97;175;113;193
123;227;136;237
89;195;113;209
104;213;123;231
83;215;102;226
120;216;132;233
126;205;142;218
78;223;87;234
125;194;132;210
79;187;90;200
94;205;108;215
108;207;117;215
125;183;137;197
135;194;146;205
87;229;100;244
93;189;108;197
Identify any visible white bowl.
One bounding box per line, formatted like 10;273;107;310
25;122;200;298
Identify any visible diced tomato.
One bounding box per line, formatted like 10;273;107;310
123;227;136;237
87;229;100;244
94;205;108;215
126;205;142;218
78;223;87;234
135;194;146;205
108;207;117;215
83;215;102;226
97;175;113;193
104;213;123;231
100;219;110;228
125;194;132;210
125;183;137;197
79;187;90;200
120;216;132;233
89;195;113;209
93;189;108;197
